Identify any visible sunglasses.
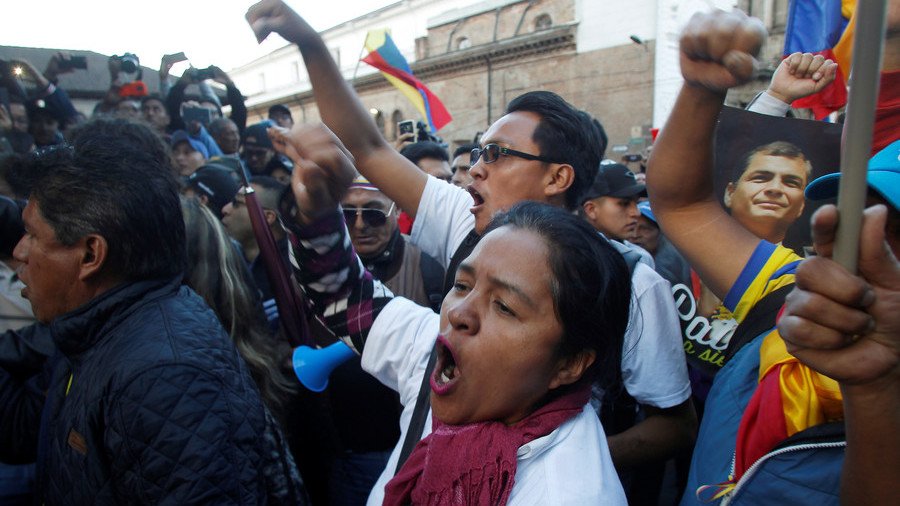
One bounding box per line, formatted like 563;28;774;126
342;203;395;227
471;143;561;165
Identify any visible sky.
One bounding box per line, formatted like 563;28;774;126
1;0;397;73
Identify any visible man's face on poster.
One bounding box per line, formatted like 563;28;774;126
725;153;808;240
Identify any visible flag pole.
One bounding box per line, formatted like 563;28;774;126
351;31;370;84
237;160;312;349
833;0;888;272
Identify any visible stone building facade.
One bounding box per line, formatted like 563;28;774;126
236;0;794;158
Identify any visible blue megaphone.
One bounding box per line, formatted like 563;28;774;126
292;341;356;392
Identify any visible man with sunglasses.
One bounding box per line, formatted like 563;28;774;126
244;2;693;503
324;176;445;504
342;176;444;313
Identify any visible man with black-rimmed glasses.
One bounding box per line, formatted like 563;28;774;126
244;2;696;503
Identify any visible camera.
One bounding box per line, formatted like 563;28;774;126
397;119;443;144
414;121;440;143
59;56;88;71
182;105;213;125
0;60;28;99
397;119;415;137
190;66;216;81
113;53;140;74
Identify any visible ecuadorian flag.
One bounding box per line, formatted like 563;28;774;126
361;29;452;132
784;0;856;119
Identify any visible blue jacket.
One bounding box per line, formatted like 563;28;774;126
681;333;845;505
0;277;301;504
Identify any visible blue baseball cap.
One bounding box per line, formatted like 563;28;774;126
805;139;900;211
170;130;210;160
637;201;657;225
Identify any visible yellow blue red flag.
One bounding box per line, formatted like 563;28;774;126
361;29;452;132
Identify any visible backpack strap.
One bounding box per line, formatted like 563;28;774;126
723;283;794;363
419;250;446;313
395;344;438;474
597;245;643;435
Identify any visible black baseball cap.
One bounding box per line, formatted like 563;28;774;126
185;165;240;219
581;163;646;203
268;104;292;118
243;121;276;150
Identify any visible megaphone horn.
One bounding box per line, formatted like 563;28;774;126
292;341;356;392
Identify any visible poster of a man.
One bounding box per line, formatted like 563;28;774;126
723;141;811;244
713;107;842;252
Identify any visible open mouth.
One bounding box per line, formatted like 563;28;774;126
431;335;461;395
467;186;485;208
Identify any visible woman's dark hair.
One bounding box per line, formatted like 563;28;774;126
485;201;630;390
10;117;185;281
506;92;603;211
180;197;295;411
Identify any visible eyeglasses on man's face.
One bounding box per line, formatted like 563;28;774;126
470;143;561;165
342;202;396;228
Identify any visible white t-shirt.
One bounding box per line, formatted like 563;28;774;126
362;297;627;505
410;177;691;409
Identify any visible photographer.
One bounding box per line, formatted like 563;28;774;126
1;55;80;148
172;100;224;162
0;61;30;138
165;65;247;137
0;97;34;155
97;53;149;117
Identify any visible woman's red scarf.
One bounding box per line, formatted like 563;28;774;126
383;384;591;505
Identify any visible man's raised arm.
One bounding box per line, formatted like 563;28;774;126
246;0;428;218
646;10;770;298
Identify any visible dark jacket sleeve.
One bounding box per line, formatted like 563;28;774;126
0;324;55;378
165;82;187;132
0;325;55;464
42;85;80;128
106;364;266;505
226;83;247;136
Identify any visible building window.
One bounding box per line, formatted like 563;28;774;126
391;109;403;139
456;37;471;50
372;109;385;136
772;0;789;31
534;14;552;31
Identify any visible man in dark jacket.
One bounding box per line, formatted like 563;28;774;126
0;118;304;504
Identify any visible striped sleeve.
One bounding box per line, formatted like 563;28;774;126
286;210;394;353
723;241;802;323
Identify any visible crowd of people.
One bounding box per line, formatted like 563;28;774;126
0;0;898;504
